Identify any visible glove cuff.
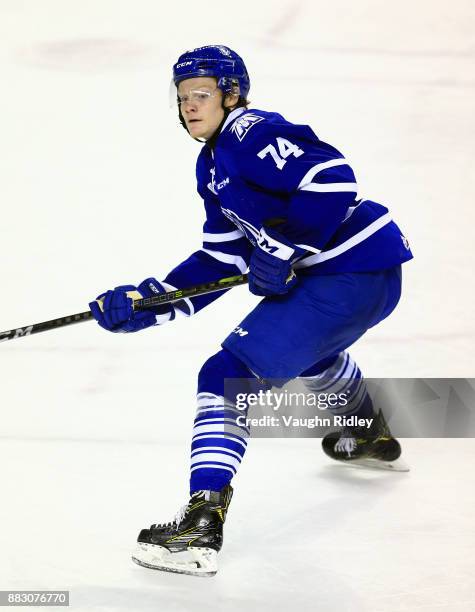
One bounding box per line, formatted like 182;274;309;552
257;227;306;261
137;277;175;322
138;277;164;296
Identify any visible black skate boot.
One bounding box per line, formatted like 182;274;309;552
131;485;233;576
322;410;409;471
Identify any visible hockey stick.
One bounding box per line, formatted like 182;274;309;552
0;274;249;343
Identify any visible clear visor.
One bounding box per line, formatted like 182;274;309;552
168;79;179;108
168;79;220;108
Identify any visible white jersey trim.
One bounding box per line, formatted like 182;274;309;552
294;212;392;268
300;182;358;193
297;158;357;194
220;207;261;243
159;280;195;317
203;229;244;243
201;248;248;274
295;243;322;254
155;311;173;325
343;200;363;222
298;158;349;187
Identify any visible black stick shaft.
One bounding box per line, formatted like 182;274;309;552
0;274;248;343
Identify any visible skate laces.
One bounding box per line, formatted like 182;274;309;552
153;490;208;529
335;431;357;456
173;503;190;526
334;421;382;456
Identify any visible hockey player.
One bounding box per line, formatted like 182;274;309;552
89;45;413;576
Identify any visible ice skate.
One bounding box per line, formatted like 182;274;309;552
322;410;409;472
132;485;233;577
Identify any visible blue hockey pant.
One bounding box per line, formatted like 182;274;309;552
190;266;402;493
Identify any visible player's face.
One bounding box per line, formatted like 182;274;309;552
177;77;237;140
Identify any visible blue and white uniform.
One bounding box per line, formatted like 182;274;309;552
90;42;413;501
162;107;412;316
156;107;413;493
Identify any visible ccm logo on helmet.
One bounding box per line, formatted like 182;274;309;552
176;61;193;69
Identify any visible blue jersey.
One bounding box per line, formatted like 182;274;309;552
162;107;413;318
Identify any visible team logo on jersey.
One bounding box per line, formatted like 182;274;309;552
208;170;230;193
216;177;230;191
220;207;259;245
207;168;217;195
230;113;265;142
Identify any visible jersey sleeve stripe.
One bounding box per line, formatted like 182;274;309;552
294;212;392;268
295;243;322;254
342;200;363;222
155;311;173;325
202;229;244;242
159;280;195;317
201;248;248;274
297;158;350;188
299;182;358;193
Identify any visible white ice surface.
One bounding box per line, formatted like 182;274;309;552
0;1;474;611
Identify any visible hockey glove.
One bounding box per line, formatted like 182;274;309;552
89;278;173;333
249;228;306;296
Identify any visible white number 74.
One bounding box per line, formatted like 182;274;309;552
257;137;304;170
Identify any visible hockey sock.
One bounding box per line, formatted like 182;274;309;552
300;351;375;420
190;348;257;494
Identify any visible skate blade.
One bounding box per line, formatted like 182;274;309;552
131;542;217;577
335;457;410;472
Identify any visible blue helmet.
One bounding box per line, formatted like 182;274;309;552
173;45;250;99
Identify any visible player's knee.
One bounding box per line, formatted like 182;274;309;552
198;348;252;395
